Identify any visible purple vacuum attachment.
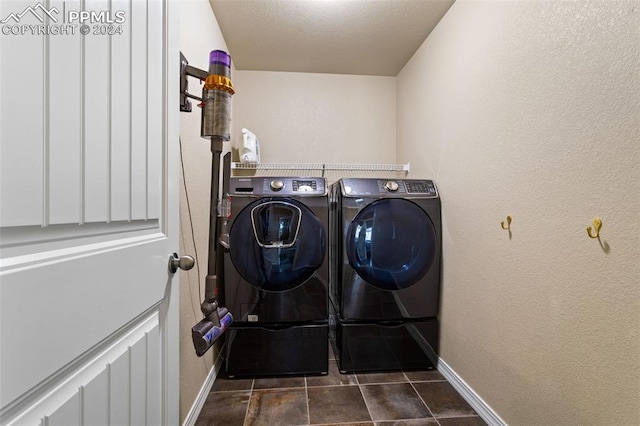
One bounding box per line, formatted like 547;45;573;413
202;312;233;345
209;50;231;77
192;308;234;357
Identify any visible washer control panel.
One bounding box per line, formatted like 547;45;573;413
291;179;319;192
230;177;326;196
342;178;438;198
405;180;436;195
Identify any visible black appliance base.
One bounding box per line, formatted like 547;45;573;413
226;323;328;377
332;320;439;373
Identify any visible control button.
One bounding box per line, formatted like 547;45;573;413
384;180;399;192
270;180;284;191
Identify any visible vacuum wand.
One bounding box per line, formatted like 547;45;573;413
191;137;227;357
182;50;235;357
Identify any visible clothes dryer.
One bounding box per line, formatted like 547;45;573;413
330;178;441;373
224;177;328;377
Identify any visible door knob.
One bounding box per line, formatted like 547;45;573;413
169;253;195;273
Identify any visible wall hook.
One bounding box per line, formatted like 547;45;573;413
501;215;512;230
586;218;602;239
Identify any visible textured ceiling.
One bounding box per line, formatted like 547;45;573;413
209;0;456;76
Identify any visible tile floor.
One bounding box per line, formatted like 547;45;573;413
196;348;487;426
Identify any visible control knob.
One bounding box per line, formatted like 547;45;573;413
270;179;284;191
384;180;399;192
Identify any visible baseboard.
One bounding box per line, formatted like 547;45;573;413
438;358;507;426
182;349;225;426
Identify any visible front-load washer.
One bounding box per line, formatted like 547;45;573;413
330;178;442;373
224;176;329;377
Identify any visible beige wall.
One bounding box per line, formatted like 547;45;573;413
233;71;396;164
397;1;640;425
179;0;233;422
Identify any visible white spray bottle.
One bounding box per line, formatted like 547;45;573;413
240;128;260;163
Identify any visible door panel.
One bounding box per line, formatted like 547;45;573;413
110;0;132;222
0;0;163;228
47;393;80;426
2;313;161;425
0;2;44;227
0;0;178;424
346;199;437;290
229;198;326;291
84;0;110;224
340;198;441;320
82;369;109;425
48;0;82;225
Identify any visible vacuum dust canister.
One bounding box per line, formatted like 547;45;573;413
201;50;234;142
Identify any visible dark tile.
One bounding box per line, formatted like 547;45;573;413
437;416;487;426
357;371;408;384
412;382;476;418
245;388;308;426
375;420;439;426
210;372;254;392
321;423;373;426
195;390;250;426
307;361;357;387
308;385;371;424
360;383;431;421
404;370;445;382
253;375;305;389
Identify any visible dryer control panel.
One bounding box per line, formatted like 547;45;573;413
230;177;326;196
341;178;438;198
404;180;437;195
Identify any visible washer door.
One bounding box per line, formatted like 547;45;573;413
346;198;436;290
230;198;326;291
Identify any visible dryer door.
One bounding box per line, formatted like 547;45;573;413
346;198;437;291
229;198;326;291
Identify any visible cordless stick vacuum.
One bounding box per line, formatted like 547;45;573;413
180;50;235;357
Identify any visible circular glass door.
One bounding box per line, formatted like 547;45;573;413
346;198;436;290
229;198;325;291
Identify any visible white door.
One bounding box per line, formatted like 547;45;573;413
0;0;179;424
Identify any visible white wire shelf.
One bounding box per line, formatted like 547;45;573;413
230;162;410;172
230;162;410;184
